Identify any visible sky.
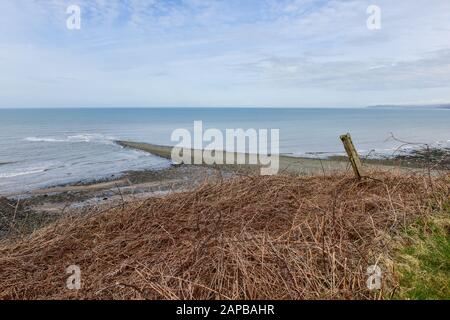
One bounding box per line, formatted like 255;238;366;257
1;0;450;108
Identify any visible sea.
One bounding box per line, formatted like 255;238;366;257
0;107;449;195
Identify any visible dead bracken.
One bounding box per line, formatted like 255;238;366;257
0;170;448;299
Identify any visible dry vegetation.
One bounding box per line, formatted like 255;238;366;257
0;170;448;300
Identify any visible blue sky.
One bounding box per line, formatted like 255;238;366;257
1;0;450;108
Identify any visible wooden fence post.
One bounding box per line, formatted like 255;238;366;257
340;133;363;179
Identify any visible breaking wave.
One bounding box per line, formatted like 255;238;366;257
0;167;47;178
24;134;115;144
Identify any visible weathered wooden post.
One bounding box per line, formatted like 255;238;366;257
340;133;363;179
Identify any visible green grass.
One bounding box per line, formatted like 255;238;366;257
393;202;450;300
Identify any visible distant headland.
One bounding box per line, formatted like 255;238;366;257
367;103;450;109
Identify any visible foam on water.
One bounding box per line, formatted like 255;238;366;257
0;167;48;178
2;132;171;195
24;133;116;144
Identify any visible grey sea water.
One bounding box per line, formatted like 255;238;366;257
0;107;449;195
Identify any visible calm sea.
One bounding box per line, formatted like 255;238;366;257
0;108;449;195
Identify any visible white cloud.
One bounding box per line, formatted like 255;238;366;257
0;0;450;107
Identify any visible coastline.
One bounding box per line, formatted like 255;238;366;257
4;139;447;202
1;139;447;239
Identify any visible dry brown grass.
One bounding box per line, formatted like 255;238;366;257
0;170;448;300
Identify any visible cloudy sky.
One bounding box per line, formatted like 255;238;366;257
1;0;450;108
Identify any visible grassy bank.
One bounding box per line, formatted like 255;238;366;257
393;213;450;299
